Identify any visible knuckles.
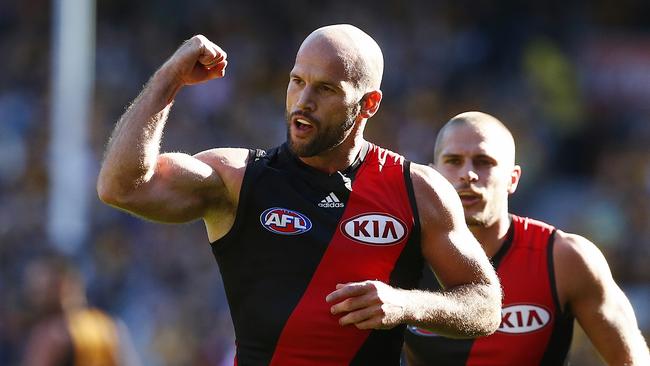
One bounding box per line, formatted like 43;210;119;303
191;34;207;46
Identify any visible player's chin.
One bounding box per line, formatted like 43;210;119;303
465;214;488;227
287;140;305;156
288;139;318;157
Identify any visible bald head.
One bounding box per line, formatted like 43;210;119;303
434;111;516;167
433;112;521;228
298;24;383;92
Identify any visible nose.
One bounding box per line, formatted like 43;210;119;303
460;164;479;183
295;87;316;112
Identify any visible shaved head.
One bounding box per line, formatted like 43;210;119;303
433;111;521;228
286;24;384;159
299;24;383;93
434;111;516;167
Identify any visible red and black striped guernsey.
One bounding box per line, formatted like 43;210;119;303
211;142;424;366
404;215;574;366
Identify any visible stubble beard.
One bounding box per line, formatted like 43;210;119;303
466;214;490;227
286;104;360;158
465;200;500;228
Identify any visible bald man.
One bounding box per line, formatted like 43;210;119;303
403;112;650;365
97;26;501;365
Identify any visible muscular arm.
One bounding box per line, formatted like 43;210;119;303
327;164;502;338
405;163;502;337
555;231;650;365
97;35;246;236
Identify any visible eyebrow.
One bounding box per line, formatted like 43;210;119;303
289;72;343;91
473;153;498;162
441;153;498;161
440;153;463;159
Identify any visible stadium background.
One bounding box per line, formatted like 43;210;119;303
1;0;649;364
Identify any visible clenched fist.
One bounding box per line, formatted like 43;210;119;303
163;34;228;86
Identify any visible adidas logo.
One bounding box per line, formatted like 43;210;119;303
318;192;344;208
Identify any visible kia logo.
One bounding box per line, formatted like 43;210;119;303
498;304;551;334
340;213;407;245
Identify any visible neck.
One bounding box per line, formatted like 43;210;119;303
469;212;511;258
299;121;366;174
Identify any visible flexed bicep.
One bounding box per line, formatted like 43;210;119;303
125;152;224;222
101;148;248;224
97;35;234;224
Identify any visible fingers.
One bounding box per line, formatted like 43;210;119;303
195;37;227;68
325;281;403;330
337;304;384;329
166;35;229;85
330;291;375;315
326;281;374;304
204;59;228;78
190;35;227;77
325;281;387;329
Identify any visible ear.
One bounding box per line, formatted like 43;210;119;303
508;165;522;194
358;90;382;119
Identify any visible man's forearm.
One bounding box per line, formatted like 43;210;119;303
97;69;179;200
404;282;502;338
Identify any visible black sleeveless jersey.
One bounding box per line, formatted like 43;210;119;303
211;142;424;365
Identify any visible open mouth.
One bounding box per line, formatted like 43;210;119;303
294;117;313;131
291;115;316;137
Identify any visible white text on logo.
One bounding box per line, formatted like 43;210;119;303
259;207;312;235
498;304;551;334
318;192;344;208
340;213;407;245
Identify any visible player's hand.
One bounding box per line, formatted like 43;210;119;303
164;34;228;86
325;280;407;330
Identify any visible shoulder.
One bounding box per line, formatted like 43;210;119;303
409;163;457;197
554;230;610;277
186;148;252;212
193;147;251;170
196;147;251;185
512;215;555;233
553;230;614;307
409;163;464;229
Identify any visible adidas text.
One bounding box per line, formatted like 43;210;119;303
319;192;344;208
318;202;344;208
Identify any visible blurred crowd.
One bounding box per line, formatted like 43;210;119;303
1;0;649;364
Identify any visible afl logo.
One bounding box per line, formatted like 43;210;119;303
498;304;551;334
340;213;407;245
407;325;439;337
260;207;312;235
